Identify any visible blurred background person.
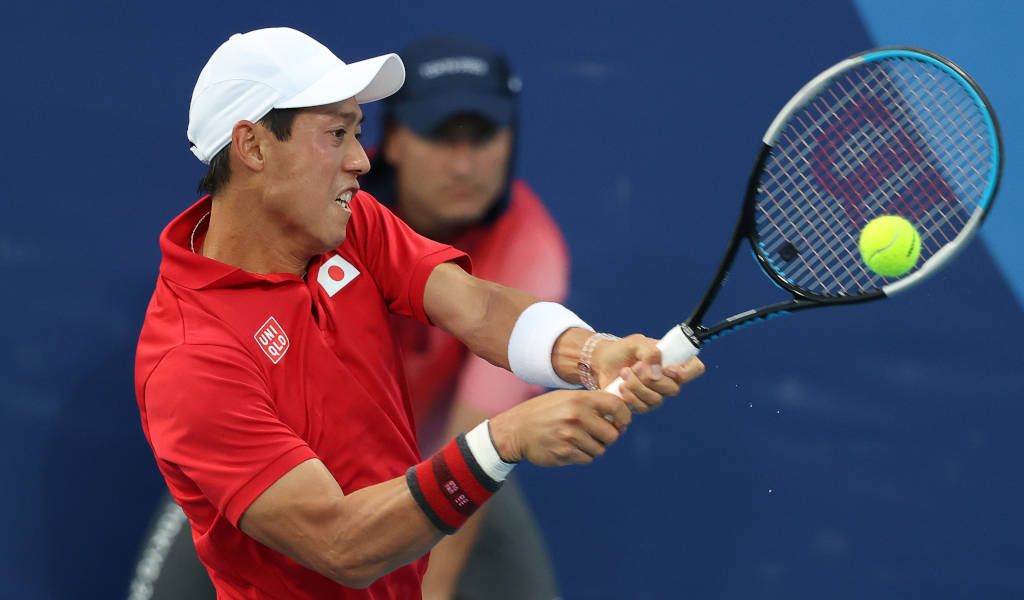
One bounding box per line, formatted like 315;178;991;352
362;36;568;600
127;35;567;600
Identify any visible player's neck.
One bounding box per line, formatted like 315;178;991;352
199;189;311;277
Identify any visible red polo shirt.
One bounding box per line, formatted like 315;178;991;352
135;192;468;599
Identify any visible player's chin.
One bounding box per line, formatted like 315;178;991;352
328;208;352;238
316;227;348;253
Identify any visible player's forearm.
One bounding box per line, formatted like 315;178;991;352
324;477;447;587
240;461;445;589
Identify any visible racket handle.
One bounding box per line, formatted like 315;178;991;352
602;325;701;398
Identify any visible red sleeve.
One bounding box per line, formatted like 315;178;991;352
144;344;318;526
346;191;470;323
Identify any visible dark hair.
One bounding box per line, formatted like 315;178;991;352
196;107;302;195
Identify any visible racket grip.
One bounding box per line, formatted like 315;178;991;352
602;325;701;398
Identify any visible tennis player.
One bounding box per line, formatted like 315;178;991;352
134;27;704;599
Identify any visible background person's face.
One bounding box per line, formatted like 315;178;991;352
385;114;512;240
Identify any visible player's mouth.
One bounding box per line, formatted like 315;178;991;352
335;190;354;210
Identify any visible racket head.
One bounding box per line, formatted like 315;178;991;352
745;47;1002;303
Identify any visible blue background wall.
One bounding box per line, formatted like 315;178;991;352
1;1;1021;598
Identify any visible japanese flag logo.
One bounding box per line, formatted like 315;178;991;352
317;255;360;297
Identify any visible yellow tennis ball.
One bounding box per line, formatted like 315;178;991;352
859;215;922;277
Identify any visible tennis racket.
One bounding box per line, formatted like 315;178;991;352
607;47;1002;395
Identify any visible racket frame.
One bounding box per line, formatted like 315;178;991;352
685;47;1001;345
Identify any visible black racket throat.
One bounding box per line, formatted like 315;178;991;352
685;144;769;327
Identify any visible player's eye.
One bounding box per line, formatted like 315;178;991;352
332;128;363;141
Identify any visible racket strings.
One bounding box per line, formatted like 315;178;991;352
840;62;986;251
763;110;879;291
764;92;909;289
807;68;971;241
754;55;994;297
876;62;990;203
887;60;991;163
760;156;866;292
836;70;967;249
854;65;984;220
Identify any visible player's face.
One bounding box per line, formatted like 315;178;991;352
384;115;512;240
259;98;368;254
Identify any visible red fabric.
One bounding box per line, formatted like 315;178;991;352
390;180;571;448
135;192;469;599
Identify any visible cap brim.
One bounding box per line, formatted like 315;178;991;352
277;53;406;109
394;91;515;136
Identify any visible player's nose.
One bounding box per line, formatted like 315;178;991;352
345;140;370;175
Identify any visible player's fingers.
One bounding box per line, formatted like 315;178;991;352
591;390;632;428
630;336;665;372
631;361;681;397
664;358;706;385
617;367;664;413
548;443;595;466
567;449;595;465
580;408;623;446
569;430;608;459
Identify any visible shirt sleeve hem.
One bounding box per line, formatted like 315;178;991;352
224;445;319;526
409;248;471;324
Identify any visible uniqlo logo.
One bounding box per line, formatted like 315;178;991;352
317;254;360;297
443;480;459;494
254;317;290;364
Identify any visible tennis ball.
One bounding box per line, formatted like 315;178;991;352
859;215;922;277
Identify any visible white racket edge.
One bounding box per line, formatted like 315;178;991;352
603;325;701;400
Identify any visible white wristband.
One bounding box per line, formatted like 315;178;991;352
465;420;517;482
507;302;593;388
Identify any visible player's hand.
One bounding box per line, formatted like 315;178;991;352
591;334;705;413
488;390;631;466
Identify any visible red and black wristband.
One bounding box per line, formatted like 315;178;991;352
406;433;504;534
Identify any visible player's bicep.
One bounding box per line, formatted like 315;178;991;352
238;458;349;579
422;262;484;332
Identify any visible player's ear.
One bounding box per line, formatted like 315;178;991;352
231;120;266;173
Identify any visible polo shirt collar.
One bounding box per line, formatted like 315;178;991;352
159;196;308;290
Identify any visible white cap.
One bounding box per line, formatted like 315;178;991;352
187;27;405;163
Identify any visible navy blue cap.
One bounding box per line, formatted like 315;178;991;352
386;36;521;135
